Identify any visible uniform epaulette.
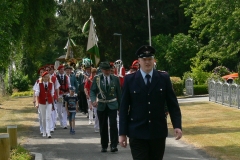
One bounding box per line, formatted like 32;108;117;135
112;74;118;77
158;70;167;73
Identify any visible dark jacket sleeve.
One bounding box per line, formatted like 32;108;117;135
119;75;131;135
165;73;182;130
115;76;122;108
90;76;98;102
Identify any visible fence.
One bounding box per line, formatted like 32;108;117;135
208;79;240;109
185;78;194;96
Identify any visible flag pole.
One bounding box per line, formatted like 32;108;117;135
147;0;152;46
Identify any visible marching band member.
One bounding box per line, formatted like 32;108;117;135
55;65;71;129
77;64;91;115
84;68;99;132
33;67;45;134
90;62;121;153
47;65;60;133
35;71;54;138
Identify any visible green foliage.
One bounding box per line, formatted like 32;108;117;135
10;144;32;160
183;58;211;85
235;63;240;84
12;71;30;92
207;73;224;83
194;85;208;95
152;33;199;77
181;0;240;71
56;0;190;67
212;66;231;77
170;77;183;96
11;91;33;97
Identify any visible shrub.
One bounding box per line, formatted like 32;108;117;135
212;66;231;77
11;91;33;97
194;85;208;95
12;71;30;92
10;144;32;160
170;77;183;96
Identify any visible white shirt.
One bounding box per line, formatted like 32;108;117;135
50;74;60;90
140;69;153;85
103;75;110;85
35;82;54;97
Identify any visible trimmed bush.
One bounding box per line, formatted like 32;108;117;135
194;85;208;95
170;77;183;96
11;91;33;97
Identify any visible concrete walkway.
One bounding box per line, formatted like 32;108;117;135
24;109;215;160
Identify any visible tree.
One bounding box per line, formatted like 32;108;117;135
55;0;190;67
152;33;199;77
181;0;240;71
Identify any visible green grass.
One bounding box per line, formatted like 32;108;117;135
10;144;32;160
168;102;240;160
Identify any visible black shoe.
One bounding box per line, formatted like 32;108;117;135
64;127;67;129
101;148;107;152
50;131;54;133
110;147;118;152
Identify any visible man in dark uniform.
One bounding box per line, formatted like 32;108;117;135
119;45;182;160
90;62;121;153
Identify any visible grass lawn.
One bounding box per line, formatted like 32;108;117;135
0;97;37;142
168;101;240;160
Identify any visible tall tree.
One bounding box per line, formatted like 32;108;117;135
181;0;240;71
55;0;190;67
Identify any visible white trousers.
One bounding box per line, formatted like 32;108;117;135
38;108;43;133
93;107;99;130
56;101;67;127
87;99;99;129
87;99;93;120
50;103;57;131
39;103;52;134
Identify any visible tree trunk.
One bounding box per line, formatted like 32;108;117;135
0;71;5;96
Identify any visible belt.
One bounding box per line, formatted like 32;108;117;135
98;98;117;103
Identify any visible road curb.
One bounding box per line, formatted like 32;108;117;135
31;152;43;160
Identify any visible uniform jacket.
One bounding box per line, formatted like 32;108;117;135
68;74;78;93
90;74;121;111
77;72;90;92
119;69;182;139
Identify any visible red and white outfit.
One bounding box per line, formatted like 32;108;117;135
55;74;71;128
50;74;60;131
33;78;43;134
84;77;99;131
35;82;54;136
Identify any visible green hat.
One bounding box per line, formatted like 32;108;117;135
99;62;111;70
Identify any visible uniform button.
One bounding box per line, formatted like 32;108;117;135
149;120;151;123
148;102;150;104
148;94;150;96
149;111;151;114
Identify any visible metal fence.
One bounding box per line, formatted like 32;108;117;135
185;78;194;96
208;79;240;109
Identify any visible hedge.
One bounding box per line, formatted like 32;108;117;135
194;85;208;95
11;91;33;97
170;77;183;96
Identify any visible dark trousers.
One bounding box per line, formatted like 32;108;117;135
129;138;166;160
78;91;88;114
97;106;118;148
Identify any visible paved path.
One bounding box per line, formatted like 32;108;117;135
178;96;209;103
24;97;215;160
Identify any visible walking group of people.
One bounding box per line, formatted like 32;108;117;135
32;45;183;160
